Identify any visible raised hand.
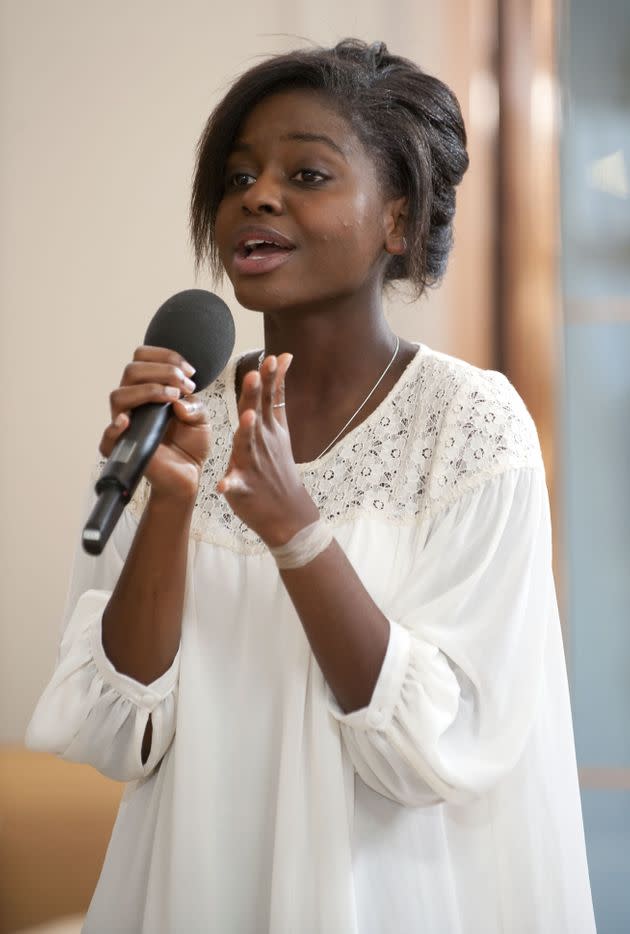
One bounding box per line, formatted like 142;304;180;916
99;345;212;502
217;354;319;546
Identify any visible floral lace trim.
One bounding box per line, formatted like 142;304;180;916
123;345;543;555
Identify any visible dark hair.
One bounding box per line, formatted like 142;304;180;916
190;38;469;297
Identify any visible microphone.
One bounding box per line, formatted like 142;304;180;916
82;289;235;555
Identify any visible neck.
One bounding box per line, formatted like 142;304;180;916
260;297;397;406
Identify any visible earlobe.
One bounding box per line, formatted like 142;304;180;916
385;234;408;256
384;196;408;255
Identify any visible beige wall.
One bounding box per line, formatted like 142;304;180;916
0;0;494;741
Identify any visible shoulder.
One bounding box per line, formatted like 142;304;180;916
408;346;544;507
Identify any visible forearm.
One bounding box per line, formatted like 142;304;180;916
280;539;390;713
102;490;194;685
221;356;390;712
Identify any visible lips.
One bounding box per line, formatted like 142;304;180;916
232;226;296;276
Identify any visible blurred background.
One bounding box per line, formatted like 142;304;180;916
0;0;628;931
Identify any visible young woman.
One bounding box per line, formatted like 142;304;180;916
27;39;595;933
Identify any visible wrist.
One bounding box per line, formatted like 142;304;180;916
268;518;334;570
261;495;320;549
147;487;197;519
146;464;201;508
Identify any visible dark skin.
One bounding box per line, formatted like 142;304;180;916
99;89;418;761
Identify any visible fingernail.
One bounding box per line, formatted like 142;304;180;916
182;377;196;393
268;356;277;373
165;386;181;398
181;361;196;377
114;413;126;428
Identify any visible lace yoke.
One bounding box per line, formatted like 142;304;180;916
127;346;543;555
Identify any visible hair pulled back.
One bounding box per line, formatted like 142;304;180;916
191;39;469;297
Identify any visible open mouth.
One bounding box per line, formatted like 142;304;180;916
232;228;297;275
239;239;294;260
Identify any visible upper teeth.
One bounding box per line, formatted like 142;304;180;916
244;239;277;249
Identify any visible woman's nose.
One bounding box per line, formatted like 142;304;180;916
240;173;283;215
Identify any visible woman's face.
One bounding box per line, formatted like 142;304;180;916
214;89;403;313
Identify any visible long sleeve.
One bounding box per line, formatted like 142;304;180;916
25;488;180;782
328;465;553;807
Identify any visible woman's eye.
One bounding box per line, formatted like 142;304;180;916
293;169;327;184
227;172;255;189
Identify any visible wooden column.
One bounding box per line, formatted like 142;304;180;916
497;0;563;584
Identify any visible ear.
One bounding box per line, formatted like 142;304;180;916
384;196;408;256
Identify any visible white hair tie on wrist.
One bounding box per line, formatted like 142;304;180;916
269;519;333;569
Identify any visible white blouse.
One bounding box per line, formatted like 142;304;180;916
26;344;595;934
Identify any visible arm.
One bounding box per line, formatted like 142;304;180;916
327;467;552;806
220;357;551;806
26;346;211;777
278;542;389;713
102;492;195;764
102;491;194;687
218;355;389;713
99;345;210;685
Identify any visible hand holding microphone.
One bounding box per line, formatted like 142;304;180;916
83;290;235;554
99;346;209;499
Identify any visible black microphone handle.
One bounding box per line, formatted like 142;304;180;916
82;402;172;555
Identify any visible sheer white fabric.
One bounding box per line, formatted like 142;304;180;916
26;345;595;933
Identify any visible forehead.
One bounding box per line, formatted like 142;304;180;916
232;89;364;159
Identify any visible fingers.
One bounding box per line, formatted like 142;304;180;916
218;354;295;504
121;360;196;393
260;356;277;427
170;396;209;427
232;408;258;464
217;469;250;496
217;409;257;494
272;353;292;424
100;397;208;460
99;411;129;458
132;345;196;378
110;347;197;420
222;354;292;498
109;382;184;420
100;394;209;463
258;354;292;426
238;368;261;418
238;354;293;428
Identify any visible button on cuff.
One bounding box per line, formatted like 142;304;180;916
367;709;385;729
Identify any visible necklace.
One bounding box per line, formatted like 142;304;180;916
257;336;400;460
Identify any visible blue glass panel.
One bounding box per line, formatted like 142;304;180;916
561;0;630;299
580;789;630;934
565;324;630;766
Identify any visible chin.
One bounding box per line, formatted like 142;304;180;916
232;279;303;313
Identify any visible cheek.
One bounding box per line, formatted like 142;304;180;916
311;195;383;266
313;190;377;237
214;203;233;261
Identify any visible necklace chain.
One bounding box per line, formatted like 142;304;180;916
257;336;400;460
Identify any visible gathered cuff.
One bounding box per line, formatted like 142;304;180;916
327;619;411;731
27;588;180;781
86;592;180;710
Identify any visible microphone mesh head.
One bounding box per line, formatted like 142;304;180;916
144;290;235;391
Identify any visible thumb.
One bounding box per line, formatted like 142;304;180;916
171;397;209;426
273;353;293;424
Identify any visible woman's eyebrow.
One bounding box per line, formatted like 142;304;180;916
282;133;347;158
230;133;347;160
